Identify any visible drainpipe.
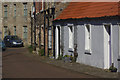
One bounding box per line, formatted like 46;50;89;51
47;9;50;57
33;1;36;51
111;25;114;67
44;10;46;56
118;23;120;70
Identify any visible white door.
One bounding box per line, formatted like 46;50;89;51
55;26;60;59
104;25;111;69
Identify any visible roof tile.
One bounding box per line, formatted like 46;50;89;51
55;2;119;20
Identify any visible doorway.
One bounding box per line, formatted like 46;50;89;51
56;26;61;59
104;25;111;69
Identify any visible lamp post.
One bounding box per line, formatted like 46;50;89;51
44;10;46;56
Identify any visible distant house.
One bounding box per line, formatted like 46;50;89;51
54;2;120;71
2;2;33;45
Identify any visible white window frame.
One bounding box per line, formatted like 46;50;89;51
48;27;52;49
68;24;74;50
85;24;92;53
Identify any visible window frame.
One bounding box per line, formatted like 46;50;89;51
4;5;7;17
14;26;16;35
23;3;27;16
84;24;92;54
14;4;16;17
48;26;52;49
68;24;74;50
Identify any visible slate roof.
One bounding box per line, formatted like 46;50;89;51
55;2;120;20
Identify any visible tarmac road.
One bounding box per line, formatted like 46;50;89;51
2;47;94;78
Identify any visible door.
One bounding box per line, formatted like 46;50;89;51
4;26;8;37
56;26;60;59
104;25;111;69
23;26;27;42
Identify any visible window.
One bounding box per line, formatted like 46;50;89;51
23;26;27;41
4;26;8;37
4;5;7;17
68;26;74;49
48;27;52;49
14;4;16;17
14;26;16;35
23;3;27;16
85;24;91;52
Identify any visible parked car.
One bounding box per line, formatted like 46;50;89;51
0;38;6;51
4;35;24;47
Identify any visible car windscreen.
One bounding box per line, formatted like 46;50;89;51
11;36;20;40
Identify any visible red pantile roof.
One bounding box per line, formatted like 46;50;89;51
55;2;120;20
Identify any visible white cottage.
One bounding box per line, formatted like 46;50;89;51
53;2;120;71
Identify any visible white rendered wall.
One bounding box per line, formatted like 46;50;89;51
54;17;119;69
77;25;104;68
112;25;119;69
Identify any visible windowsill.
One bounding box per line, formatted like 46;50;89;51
85;49;92;55
68;48;74;53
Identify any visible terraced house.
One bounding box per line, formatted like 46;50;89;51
54;2;120;72
34;1;69;56
2;2;33;45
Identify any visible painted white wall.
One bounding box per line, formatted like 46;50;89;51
63;26;70;55
77;25;104;68
112;25;119;69
119;24;120;72
54;17;119;69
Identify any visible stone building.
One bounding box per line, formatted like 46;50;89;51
2;2;33;45
35;2;69;57
0;2;2;39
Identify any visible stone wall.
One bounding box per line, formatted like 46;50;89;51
2;2;33;45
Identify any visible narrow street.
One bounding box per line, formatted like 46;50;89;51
2;47;94;78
